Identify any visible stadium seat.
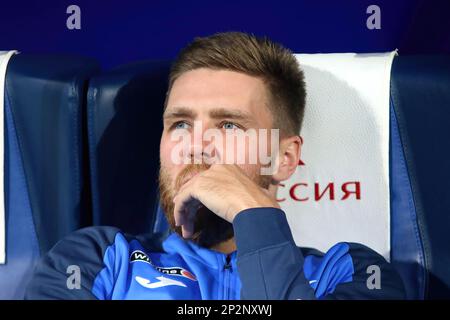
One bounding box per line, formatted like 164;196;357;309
390;55;450;299
0;54;99;299
87;60;171;235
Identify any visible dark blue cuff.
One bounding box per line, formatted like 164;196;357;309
233;207;296;256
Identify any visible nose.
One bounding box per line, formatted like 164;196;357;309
187;121;218;164
188;139;215;164
189;147;208;163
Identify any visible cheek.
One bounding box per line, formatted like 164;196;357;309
221;131;274;167
160;135;184;184
160;134;178;167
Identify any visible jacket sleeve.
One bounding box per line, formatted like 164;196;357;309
25;226;121;300
233;207;405;300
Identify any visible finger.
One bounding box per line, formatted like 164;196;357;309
175;204;196;239
181;196;201;239
173;206;184;227
181;220;195;238
173;185;200;230
173;196;187;227
173;192;188;227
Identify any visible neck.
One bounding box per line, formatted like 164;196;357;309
209;237;237;255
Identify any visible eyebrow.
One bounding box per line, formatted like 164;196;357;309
209;108;253;121
163;107;197;120
163;107;254;123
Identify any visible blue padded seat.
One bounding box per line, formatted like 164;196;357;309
390;55;450;299
0;54;99;299
87;60;171;235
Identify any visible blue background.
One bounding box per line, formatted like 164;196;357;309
0;0;449;68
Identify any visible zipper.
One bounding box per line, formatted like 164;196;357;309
223;254;232;300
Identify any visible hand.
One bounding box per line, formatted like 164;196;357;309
173;164;279;238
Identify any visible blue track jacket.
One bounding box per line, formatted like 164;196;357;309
25;208;405;299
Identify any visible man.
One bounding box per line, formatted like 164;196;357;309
26;32;405;299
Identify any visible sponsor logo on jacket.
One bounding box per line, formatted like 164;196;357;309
130;250;197;281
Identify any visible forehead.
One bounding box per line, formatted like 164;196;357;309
165;68;273;126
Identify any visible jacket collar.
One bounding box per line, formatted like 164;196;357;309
162;232;237;269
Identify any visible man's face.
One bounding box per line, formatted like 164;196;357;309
159;68;275;247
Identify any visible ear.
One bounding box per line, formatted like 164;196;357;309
271;135;302;183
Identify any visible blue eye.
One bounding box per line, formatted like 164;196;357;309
222;122;238;130
174;121;190;130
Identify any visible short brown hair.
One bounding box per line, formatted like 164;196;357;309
166;32;306;136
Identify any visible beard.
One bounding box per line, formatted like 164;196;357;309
158;163;272;249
